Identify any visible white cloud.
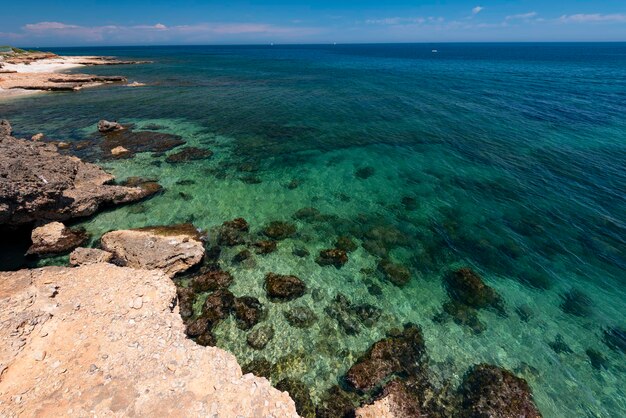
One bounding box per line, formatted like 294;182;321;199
559;13;626;23
366;17;426;25
24;22;80;31
472;6;484;16
505;12;538;21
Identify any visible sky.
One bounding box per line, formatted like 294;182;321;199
1;1;625;46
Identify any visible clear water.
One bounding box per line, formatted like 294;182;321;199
1;43;625;417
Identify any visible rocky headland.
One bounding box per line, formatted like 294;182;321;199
0;119;544;417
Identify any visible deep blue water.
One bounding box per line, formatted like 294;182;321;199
1;43;625;416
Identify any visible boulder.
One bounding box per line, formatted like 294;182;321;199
97;120;124;133
100;224;205;276
346;324;426;392
191;270;233;292
458;364;542;418
111;146;130;157
217;218;249;246
265;273;306;301
201;289;235;323
444;268;504;313
26;222;88;256
247;325;274;349
69;247;113;266
233;296;264;330
0;129;161;226
316;248;348;268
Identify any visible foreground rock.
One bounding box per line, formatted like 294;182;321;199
0;264;298;417
459;364;542;417
101;224;205;276
26;221;88;255
0;124;160;225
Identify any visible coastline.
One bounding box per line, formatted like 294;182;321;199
0;51;146;100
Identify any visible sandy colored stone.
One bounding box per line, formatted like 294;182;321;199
27;221;88;256
69;247;114;266
101;225;205;277
0;264;298;417
110;146;130;156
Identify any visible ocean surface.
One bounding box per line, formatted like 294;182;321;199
1;43;625;417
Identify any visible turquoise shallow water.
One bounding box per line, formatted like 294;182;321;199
1;43;625;416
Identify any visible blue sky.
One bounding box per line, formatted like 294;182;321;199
1;1;625;46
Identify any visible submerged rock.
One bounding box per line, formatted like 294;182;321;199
316;248;349;268
444;268;504;313
275;378;315;418
293;207;322;222
253;240;277;255
284;306;318;328
185;317;210;337
603;327;626;353
355;379;422;418
458;364;542;418
242;358;273;380
378;259;411;287
560;289;593;317
326;294;381;335
262;221;297;240
247;325;274;349
166;147;213;163
191;270;233;292
440;301;486;334
232;249;252;263
316;385;358;418
218;218;249;246
335;236;358;252
195;331;217;347
355;166;375;179
202;289;235;323
95;128;185;159
586;349;608;370
548;334;573;354
176;286;196;319
265;273;306;301
233;296;264;330
292;247;310;258
346;324;426;392
101;224;205;277
69;247;113;266
27;221;88;256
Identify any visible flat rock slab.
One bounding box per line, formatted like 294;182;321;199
0;264;298;417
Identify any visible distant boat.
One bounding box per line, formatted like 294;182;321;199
432;49;438;53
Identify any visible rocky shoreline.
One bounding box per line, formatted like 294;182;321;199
0;119;545;417
0;50;147;97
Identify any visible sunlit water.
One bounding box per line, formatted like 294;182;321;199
1;43;625;417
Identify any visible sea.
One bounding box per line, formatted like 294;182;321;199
1;43;625;417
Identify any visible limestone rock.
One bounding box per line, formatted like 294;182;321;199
110;145;130;156
101;224;205;276
97;120;124;133
26;221;88;256
69;247;113;266
0;119;12;136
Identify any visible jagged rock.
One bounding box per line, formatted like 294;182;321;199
97;120;124;133
378;259;411;287
346;324;426;392
355;379;422;418
166;147;213;163
185;317;210;337
176;286;196;319
444;268;504;313
195;330;217;347
191;270;233;292
69;247;113;266
262;221;297;240
265;273;306;301
275;378;315;418
458;364;542;418
284;306;318;328
233;296;264;330
247;325;274;349
101;224;205;276
316;248;348;268
26;221;88;255
0;130;161;226
0;119;11;136
202;289;235;323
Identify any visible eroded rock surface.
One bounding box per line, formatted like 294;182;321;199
0;125;160;225
100;224;205;276
0;264;298;417
26;221;88;255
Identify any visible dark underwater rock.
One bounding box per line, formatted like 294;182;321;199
217;218;249;246
401;196;418;211
96;128;185;159
242;358;273;379
326;294;381;335
191;270;233;292
603;327;626;353
185;317;210;337
440;301;486;334
240;175;262;184
586;349;608;370
548;334;573;354
275;378;315;418
233;296;264;330
355;166;375;179
293;207;322;222
458;364;542;418
444;268;504;314
345;324;426;392
364;225;409;248
378;259;411;287
202;289;235;323
292;247;310;258
166;146;213;163
560;289;593;317
176;286;195;319
284;306;318;328
263;221;297;240
265;272;306;301
247;325;274;349
253;240;277;255
335;236;358;252
355;378;423;417
232;249;251;263
195;331;216;347
315;385;357;418
316;248;349;268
